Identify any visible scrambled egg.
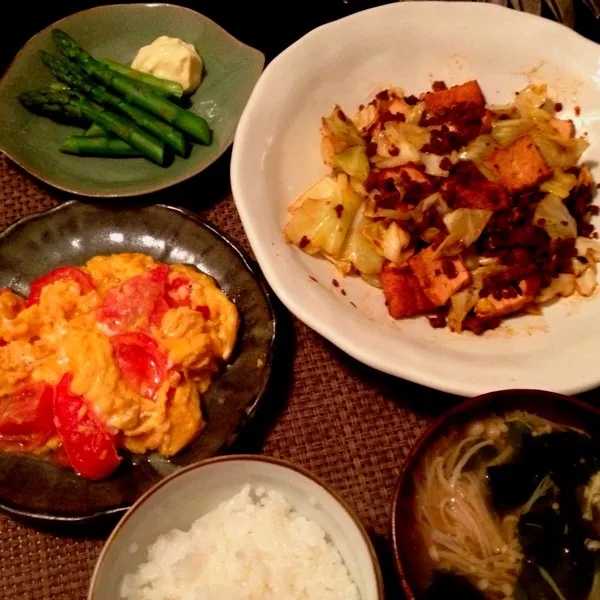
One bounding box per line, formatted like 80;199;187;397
0;253;239;458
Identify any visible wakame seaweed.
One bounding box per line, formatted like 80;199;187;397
490;428;600;599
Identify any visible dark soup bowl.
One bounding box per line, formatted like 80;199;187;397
391;389;600;600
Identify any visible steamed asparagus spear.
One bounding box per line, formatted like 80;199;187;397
50;82;111;139
100;58;184;99
20;88;84;122
23;82;87;127
53;81;112;138
60;135;143;157
85;123;110;137
52;30;211;145
40;51;186;156
19;88;165;165
49;82;71;92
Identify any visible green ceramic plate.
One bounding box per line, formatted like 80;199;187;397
0;4;264;197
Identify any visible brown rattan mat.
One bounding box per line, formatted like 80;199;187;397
0;153;457;599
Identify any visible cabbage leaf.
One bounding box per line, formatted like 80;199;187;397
371;125;421;168
514;84;548;117
321;106;370;181
420;153;451;177
288;176;337;214
413;193;451;223
321;105;363;151
352;103;377;134
447;287;480;333
447;263;512;330
531;131;589;171
437;209;493;256
539;170;578;199
576;256;597;297
284;173;363;258
362;220;412;266
332;146;370;181
406;102;425;125
339;213;384;275
533;193;577;240
551;273;576;297
384;121;429;151
575;237;600;262
360;272;383;288
458;135;497;161
491;119;533;146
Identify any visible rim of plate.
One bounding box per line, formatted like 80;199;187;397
0;3;265;198
231;2;600;397
88;454;386;599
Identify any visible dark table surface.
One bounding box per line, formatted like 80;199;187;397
3;0;599;76
0;2;599;599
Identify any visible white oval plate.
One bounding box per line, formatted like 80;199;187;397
231;2;600;397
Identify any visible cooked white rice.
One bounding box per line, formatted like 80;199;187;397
120;484;361;600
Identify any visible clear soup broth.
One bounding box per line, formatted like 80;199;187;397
410;411;600;600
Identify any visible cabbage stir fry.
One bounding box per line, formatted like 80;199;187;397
284;81;598;334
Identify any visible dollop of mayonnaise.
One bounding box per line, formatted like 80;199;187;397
131;36;203;94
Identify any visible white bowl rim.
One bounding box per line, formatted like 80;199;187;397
231;2;600;397
87;454;386;599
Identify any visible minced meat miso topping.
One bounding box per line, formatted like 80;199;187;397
284;80;597;334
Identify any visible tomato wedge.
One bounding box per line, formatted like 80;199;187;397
165;276;210;318
0;382;54;450
54;374;120;480
26;266;95;307
111;332;169;399
166;277;193;308
195;305;210;319
98;265;169;332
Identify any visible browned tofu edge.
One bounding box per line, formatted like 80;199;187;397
482;135;552;193
408;247;471;306
381;263;434;318
422;80;486;114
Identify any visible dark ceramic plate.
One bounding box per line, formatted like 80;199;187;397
0;201;278;523
390;389;600;600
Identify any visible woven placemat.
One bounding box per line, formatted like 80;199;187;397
0;153;457;599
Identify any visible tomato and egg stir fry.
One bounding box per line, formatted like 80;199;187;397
284;81;598;333
0;253;238;479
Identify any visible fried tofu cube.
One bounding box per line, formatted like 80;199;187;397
550;118;575;141
475;276;540;319
408;246;471;307
422;80;486;115
381;263;434;319
483;135;552;194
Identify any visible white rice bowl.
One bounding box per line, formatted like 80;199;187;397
120;485;360;600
